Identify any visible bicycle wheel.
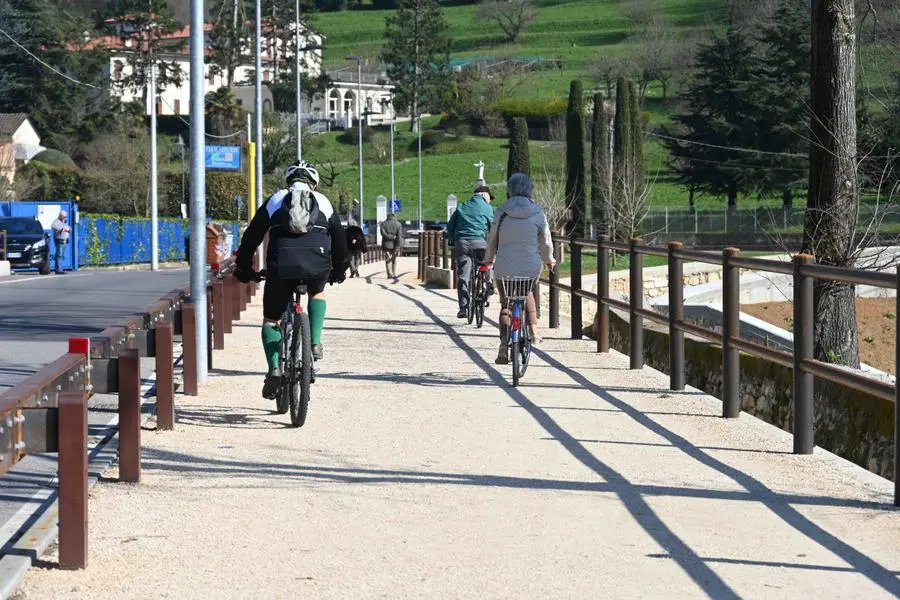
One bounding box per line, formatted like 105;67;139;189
275;316;290;414
511;302;521;387
289;312;312;428
466;274;476;325
519;320;532;378
474;272;486;329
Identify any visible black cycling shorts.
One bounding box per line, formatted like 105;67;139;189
263;277;327;321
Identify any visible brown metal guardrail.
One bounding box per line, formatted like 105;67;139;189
541;234;900;506
0;254;260;568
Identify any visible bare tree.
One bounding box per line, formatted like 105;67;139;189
631;21;692;100
621;0;655;27
609;166;650;243
590;55;634;98
475;0;538;44
533;164;574;234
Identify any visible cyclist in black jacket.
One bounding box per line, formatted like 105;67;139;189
235;160;349;399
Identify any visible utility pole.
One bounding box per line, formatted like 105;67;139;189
189;0;208;382
149;62;159;271
295;0;302;161
254;0;264;247
347;56;364;226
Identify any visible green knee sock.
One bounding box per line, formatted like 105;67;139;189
308;298;326;345
261;325;282;371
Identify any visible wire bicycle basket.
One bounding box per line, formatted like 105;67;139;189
498;276;537;301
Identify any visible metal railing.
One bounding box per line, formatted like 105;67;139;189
642;204;900;235
541;234;900;505
0;256;263;568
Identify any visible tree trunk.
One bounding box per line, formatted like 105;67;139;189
804;0;859;368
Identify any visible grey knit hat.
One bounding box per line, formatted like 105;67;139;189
506;172;533;198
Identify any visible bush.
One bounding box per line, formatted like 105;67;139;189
339;125;376;145
409;130;444;152
31;149;76;169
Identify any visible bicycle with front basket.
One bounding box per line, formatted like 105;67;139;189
497;275;537;386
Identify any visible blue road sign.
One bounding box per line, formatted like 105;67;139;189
205;145;241;170
389;199;401;213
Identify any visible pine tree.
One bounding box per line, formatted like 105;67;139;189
753;0;810;210
590;92;609;235
104;0;184;100
382;0;451;132
662;28;760;211
0;0;108;143
507;117;530;178
565;79;586;237
209;0;251;88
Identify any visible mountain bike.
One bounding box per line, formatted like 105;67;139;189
254;271;312;428
498;276;536;387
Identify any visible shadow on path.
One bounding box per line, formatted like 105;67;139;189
412;283;900;596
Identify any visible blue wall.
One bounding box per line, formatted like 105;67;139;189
1;201;240;269
78;216;241;267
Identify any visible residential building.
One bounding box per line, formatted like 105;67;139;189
89;22;395;128
0;114;44;171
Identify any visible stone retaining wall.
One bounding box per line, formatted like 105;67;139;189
582;311;894;480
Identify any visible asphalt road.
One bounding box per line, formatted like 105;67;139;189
0;268;189;391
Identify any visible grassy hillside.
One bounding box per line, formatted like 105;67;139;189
317;0;727;100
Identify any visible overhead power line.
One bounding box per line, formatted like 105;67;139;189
0;25;100;90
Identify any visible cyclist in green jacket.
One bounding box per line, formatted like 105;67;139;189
447;185;494;318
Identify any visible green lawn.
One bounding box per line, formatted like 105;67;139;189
315;0;728;100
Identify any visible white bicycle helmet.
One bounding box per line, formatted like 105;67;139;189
285;160;320;187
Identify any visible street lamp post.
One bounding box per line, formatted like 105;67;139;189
347;55;364;227
189;0;208;382
380;95;395;204
254;0;263;235
295;0;302;161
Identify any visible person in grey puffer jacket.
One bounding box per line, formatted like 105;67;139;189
483;173;555;364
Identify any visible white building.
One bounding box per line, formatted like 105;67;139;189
0;114;44;175
89;22;395;128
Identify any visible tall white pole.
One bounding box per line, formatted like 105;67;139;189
417;114;422;231
149;64;159;271
356;61;363;227
295;0;302;161
254;0;264;234
189;0;208;382
389;108;395;204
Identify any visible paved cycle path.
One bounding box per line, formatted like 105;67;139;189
15;258;900;599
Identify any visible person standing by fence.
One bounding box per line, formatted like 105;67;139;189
51;210;71;274
380;213;402;281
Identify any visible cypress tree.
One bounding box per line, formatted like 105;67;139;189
507;117;531;178
628;80;644;201
591;92;609;235
613;77;631;220
565;79;587;237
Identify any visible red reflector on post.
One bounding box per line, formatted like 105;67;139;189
68;338;90;355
